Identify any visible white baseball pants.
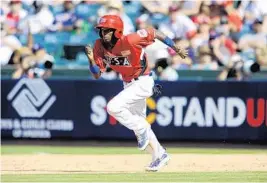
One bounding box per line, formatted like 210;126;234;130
107;74;165;160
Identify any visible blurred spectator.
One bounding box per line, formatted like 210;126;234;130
19;0;54;34
169;38;193;69
146;43;168;70
72;19;90;35
216;16;231;36
49;0;77;32
238;19;267;51
237;0;267;25
0;1;10;19
12;43;54;79
191;21;211;50
217;55;243;81
217;53;261;81
227;9;243;33
0;21;22;65
26;53;54;79
137;1;172;30
208;0;234;26
255;46;267;66
135;14;153;30
178;0;202;17
21;0;59;6
171;54;191;70
7;22;34;66
238;19;266;63
210;1;243;34
6;0;28;34
1;0;266;80
191;45;218;70
191;2;211;27
140;0;172;15
11;27;54;79
209;28;237;66
158;4;197;40
97;0;134;35
153;50;179;81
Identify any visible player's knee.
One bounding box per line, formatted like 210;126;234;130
107;99;121;115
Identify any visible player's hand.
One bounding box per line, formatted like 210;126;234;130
153;84;163;97
173;45;188;59
84;45;94;62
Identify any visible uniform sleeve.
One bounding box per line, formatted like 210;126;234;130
127;27;156;48
93;40;106;73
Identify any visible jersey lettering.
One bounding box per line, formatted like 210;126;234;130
104;55;131;66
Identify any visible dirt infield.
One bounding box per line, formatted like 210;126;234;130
2;154;267;174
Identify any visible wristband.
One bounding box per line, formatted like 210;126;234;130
163;37;175;48
89;65;100;74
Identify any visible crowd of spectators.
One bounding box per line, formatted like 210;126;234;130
1;0;266;80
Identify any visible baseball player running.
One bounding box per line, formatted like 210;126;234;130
85;15;188;172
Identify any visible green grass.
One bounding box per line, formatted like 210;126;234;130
2;146;267;182
1;145;267;155
2;172;267;182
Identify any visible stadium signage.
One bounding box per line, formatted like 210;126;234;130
2;79;266;141
90;96;267;128
1;79;74;139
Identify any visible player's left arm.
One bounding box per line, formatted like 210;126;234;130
154;30;188;59
130;28;188;59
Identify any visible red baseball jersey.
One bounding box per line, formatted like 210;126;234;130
93;28;156;82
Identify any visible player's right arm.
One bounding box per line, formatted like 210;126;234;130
154;30;188;59
85;45;101;79
85;41;106;79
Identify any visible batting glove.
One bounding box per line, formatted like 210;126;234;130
153;84;163;97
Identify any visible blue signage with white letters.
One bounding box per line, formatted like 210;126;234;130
1;79;267;141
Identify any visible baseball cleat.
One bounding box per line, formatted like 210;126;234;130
145;152;170;172
136;128;149;151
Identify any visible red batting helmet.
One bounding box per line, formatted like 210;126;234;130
95;15;124;39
